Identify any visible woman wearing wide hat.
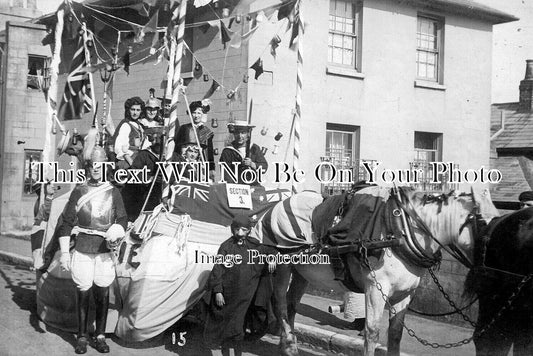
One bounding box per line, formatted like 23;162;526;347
174;100;215;181
219;120;268;185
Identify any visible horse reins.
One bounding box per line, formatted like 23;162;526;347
391;187;483;269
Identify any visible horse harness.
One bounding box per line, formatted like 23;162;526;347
323;186;487;270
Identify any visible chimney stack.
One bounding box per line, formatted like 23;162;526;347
518;59;533;112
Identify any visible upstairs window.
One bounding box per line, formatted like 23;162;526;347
416;15;444;83
23;149;42;195
27;55;48;90
328;0;362;70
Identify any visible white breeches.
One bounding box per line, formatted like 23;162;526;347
70;251;115;291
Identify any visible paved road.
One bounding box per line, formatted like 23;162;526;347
0;261;334;356
0;235;479;356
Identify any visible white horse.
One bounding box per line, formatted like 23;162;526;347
263;187;499;356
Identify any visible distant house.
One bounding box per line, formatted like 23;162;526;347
490;60;533;211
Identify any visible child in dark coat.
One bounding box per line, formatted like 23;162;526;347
204;214;275;356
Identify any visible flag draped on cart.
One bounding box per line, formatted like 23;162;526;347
113;182;290;341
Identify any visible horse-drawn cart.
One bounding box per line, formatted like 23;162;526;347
35;182;287;341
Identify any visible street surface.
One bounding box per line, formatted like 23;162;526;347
0;261;333;356
0;239;478;356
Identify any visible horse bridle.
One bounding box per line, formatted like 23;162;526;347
393;188;486;269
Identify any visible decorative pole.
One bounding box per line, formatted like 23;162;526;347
42;4;65;182
292;0;303;195
170;0;187;124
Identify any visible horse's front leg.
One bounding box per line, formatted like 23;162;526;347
286;268;308;329
273;263;298;356
364;283;387;356
387;294;412;356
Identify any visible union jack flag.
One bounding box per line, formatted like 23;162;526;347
265;188;291;202
57;36;93;121
172;182;210;202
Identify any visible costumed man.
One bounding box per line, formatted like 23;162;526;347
519;191;533;209
219;120;268;185
174;100;215;181
113;96;145;170
204;214;275;356
58;146;127;354
122;129;164;221
161;129;202;207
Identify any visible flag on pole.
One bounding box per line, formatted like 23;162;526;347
57;36;93;121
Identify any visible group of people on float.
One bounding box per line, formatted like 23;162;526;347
56;92;270;354
113;92;268;221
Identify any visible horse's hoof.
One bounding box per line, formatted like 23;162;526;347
280;334;299;356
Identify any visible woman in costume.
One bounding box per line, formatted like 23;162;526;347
113;96;145;169
174;100;215;181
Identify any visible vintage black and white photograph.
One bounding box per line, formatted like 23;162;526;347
0;0;532;355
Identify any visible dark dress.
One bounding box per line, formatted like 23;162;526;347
203;236;274;347
219;143;268;185
121;148;162;221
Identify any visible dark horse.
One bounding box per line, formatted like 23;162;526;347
255;187;499;356
465;207;533;355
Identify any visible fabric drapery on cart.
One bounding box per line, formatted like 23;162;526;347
36;182;289;342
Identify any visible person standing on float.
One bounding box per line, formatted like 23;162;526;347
113;96;145;169
58;146;127;354
174;100;215;181
219;120;268;185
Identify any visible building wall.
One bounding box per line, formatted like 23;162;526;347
0;21;49;232
0;0;41;30
248;0;493;193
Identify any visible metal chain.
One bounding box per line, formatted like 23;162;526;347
427;268;477;327
362;247;533;349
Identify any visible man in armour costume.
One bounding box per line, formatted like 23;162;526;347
58;146;127;354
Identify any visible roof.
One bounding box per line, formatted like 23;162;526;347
405;0;518;24
490;102;533;202
491;102;533;151
490;156;531;202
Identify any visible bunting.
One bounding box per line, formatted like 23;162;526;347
57;36;93;121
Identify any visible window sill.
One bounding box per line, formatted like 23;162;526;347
326;65;365;80
414;80;446;91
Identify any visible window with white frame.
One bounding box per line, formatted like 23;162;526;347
321;124;363;194
328;0;362;70
416;15;444;82
411;131;450;191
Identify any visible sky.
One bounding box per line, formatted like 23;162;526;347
35;0;533;103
